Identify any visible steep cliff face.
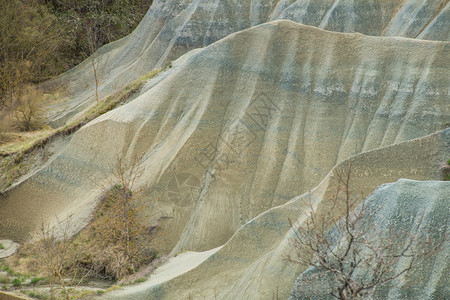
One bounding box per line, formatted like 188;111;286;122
2;21;448;250
290;179;449;300
45;0;450;126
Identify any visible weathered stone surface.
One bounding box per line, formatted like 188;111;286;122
2;21;448;250
0;239;19;259
0;3;447;299
101;129;450;299
44;0;450;126
290;179;450;300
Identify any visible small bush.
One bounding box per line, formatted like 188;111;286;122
12;278;21;287
0;243;4;249
134;278;146;283
10;85;47;131
27;291;45;299
5;158;159;290
31;277;43;285
77;180;158;280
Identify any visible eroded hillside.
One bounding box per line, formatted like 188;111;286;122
44;0;450;127
0;0;449;299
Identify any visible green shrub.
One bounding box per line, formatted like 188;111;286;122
12;278;21;287
27;291;45;299
134;278;146;283
31;277;43;285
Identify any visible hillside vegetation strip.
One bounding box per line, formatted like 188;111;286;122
0;66;168;192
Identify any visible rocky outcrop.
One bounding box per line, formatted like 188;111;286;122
102;129;449;299
2;21;448;250
0;2;448;299
45;0;450;126
290;179;449;300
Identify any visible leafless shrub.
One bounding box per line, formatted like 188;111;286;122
80;157;160;280
7;157;159;291
34;218;94;300
9;85;47;131
288;162;447;299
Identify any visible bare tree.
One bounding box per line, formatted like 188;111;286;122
10;85;46;131
288;162;447;299
88;54;108;104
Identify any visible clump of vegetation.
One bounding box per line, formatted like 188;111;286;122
8;85;47;132
0;0;153;110
0;0;67;110
0;243;4;250
78;158;159;280
4;157;159;299
11;278;21;287
441;158;450;181
46;0;153;59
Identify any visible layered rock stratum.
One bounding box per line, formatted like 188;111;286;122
0;0;449;299
45;0;450;126
2;20;449;245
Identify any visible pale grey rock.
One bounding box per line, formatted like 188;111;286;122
290;180;450;299
0;240;19;259
44;0;450;126
3;20;448;250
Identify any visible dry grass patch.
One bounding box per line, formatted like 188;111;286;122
0;129;55;155
0;66;169;192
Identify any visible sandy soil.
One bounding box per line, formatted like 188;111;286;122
104;246;222;298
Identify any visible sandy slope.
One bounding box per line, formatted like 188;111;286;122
101;129;450;299
105;246;222;299
1;21;448;247
43;0;450;127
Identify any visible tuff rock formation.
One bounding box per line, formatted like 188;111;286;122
2;21;449;247
290;179;449;300
0;1;449;299
103;129;449;299
45;0;450;126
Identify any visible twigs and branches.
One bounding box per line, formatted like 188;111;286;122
0;0;66;109
7;157;159;296
83;156;160;280
288;161;447;299
36;218;94;300
9;85;47;131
